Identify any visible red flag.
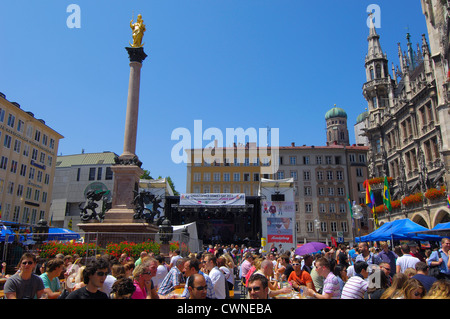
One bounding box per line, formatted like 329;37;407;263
331;236;337;248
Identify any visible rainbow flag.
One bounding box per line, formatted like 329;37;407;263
365;181;375;209
447;195;450;208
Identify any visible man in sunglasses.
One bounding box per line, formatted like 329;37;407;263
66;257;110;299
4;253;45;299
247;274;269;299
187;273;208;299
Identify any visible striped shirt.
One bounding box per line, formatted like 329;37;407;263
322;272;341;299
341;275;368;299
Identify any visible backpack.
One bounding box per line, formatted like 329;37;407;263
428;251;442;278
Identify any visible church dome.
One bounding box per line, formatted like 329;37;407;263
356;111;369;123
325;106;347;120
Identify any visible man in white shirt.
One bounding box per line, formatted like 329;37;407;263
204;253;227;299
396;244;420;274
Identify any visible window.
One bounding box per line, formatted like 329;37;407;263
34;129;41;142
243;173;250;182
331;221;338;232
253;173;259;182
13;140;21;153
19;164;27;177
304;187;312;196
7;114;15;128
3;134;11;148
327;171;333;180
23;144;30;157
34;189;40;201
29;167;35;180
329;203;336;213
317;171;323;180
316;156;322;165
89;168;96;180
290;156;297;165
290;170;297;180
336;171;343;180
356;168;363;177
31;149;38;160
0;157;8;170
37;170;42;183
97;167;103;180
6;182;14;194
318;187;324;196
233;173;240;182
105;167;113;180
349;154;356;163
223;173;230;182
326;156;332;164
338;187;345;196
10;160;18;174
303;171;310;180
203;173;210;182
359;154;366;163
339;203;346;213
328;187;334;196
305;203;312;213
213;173;221;182
319;203;326;213
303;156;310;164
321;222;327;233
277;171;284;180
0;108;4;122
77;168;81;181
16;184;23;197
17;120;24;133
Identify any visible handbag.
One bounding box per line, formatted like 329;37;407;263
428;251;442;278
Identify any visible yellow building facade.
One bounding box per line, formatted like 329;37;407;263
0;93;63;225
186;144;275;195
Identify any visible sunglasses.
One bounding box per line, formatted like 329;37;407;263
247;286;262;292
292;263;300;266
96;271;108;277
194;285;208;291
22;261;34;265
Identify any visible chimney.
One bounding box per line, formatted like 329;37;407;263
291;142;295;147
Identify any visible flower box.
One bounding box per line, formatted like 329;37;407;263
402;192;423;207
424;187;446;200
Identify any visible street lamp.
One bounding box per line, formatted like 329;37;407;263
314;219;320;242
352;202;363;242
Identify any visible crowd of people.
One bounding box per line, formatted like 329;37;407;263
1;238;450;299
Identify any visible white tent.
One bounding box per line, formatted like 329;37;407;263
172;222;200;253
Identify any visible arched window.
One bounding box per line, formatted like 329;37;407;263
376;64;382;78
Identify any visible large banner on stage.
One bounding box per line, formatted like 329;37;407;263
180;193;245;206
262;201;295;244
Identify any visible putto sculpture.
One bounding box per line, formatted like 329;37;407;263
79;190;109;222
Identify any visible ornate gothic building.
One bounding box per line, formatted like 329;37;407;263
359;3;450;228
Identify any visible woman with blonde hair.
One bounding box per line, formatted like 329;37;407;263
396;278;425;299
380;272;408;299
423;279;450;299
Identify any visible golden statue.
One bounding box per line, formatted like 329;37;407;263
130;14;146;48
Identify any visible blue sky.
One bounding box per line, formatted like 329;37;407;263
0;1;429;193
